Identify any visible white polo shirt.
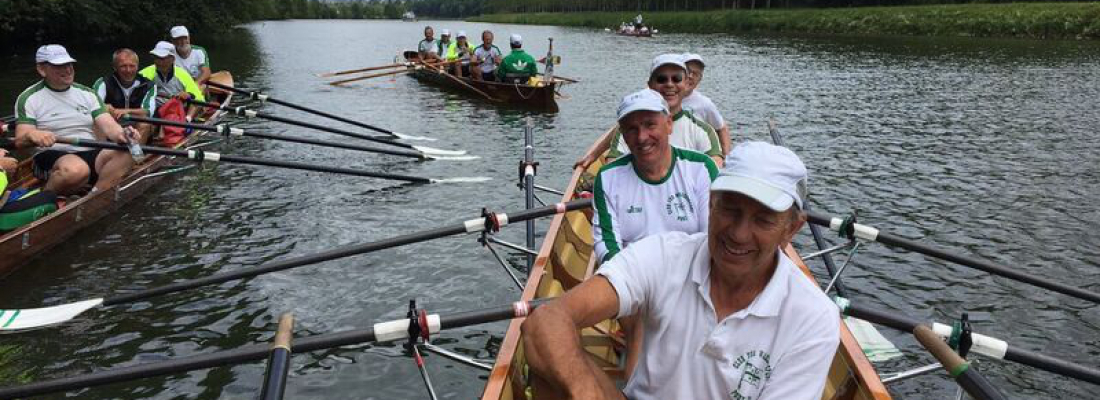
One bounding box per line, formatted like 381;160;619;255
682;90;727;132
598;232;840;400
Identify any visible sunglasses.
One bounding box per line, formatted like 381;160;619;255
652;73;684;84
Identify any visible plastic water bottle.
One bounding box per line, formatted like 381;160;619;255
126;127;145;163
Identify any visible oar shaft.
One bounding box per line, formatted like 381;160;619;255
259;313;295;400
184;99;421;151
842;301;1100;385
321;62;408;77
767;120;848;297
129;115;425;159
330;68;411;86
101;200;591;306
57;138;432;184
205;81;401;138
806;211;1100;304
0;300;544;399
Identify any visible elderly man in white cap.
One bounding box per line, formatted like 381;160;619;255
436;29;454;61
169;25;211;85
139;41;205;110
682;53;731;155
578;54;723;168
12;45;136;195
496;34;538;83
524;141;840;400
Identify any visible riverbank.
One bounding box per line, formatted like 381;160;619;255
471;3;1100;40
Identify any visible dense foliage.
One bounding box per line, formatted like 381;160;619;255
0;0;408;51
473;3;1100;39
476;0;1092;13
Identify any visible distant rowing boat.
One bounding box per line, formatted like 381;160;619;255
403;51;562;111
0;71;235;278
480;127;891;400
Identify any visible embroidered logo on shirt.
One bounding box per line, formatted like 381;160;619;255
665;192;694;222
513;60;528;69
626;205;643;214
729;350;773;400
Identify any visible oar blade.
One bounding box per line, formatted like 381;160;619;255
0;299;104;332
426;154;480;161
412;145;466;156
429;177;493;184
392;132;436;141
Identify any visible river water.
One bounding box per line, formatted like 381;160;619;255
1;20;1098;400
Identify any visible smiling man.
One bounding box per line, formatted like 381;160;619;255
577;54;723;169
524;141;840;400
13;45;136;195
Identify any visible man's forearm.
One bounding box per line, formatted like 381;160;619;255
523;304;624;399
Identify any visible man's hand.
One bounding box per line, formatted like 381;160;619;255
175;91;194;101
0;149;17;174
574;153;596;170
27;129;57;147
110;106;128;121
104;125;133;144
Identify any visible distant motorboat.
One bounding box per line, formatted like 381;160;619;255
402;11;417;22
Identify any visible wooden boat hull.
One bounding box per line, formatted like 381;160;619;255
0;71;235;278
403;52;559;111
480;128;892;400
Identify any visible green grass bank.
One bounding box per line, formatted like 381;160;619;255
470;3;1100;40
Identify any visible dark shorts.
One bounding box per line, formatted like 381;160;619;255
32;149;101;187
481;71;497;82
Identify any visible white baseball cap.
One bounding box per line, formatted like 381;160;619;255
650;53;686;75
510;34;522;46
712;141;808;211
170;26;190;38
617;89;669;121
35;45;77;65
681;53;704;67
457;30;467;38
440;29;451;36
150;41;176;58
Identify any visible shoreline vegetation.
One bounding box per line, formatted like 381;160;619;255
470;3;1100;40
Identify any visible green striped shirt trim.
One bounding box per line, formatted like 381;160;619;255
675;109;722;158
0;309;20;328
14;81;46;124
193;45;210;69
594;155;634;262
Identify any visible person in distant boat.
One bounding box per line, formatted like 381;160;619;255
576;54;723;169
418;26;441;62
437;29;454;64
451;31;476;78
681;53;731;155
523;141;840;400
12;45;137;195
497;34;538;84
140;41;205;111
473;30;503;81
93;48;156;144
169;26;212;86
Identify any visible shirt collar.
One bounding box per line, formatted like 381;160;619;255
692;244;791;319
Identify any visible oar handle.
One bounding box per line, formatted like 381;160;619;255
914;325;1008;400
260;313;295;400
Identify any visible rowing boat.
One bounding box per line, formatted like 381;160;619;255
0;71;235;278
480;128;892;400
402;51;561;111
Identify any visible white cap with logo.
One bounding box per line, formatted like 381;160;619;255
150;41;176;58
457;30;467;38
681;53;704;67
440;29;451;36
170;26;190;38
510;34;522;46
617;89;669;121
650;53;687;75
712;141;808;211
36;45;77;65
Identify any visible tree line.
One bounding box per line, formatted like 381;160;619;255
477;0;1092;14
0;0;409;52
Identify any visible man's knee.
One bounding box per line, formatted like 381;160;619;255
51;157;90;182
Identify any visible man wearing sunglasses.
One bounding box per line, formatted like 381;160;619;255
576;54;723;169
682;53;731;155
